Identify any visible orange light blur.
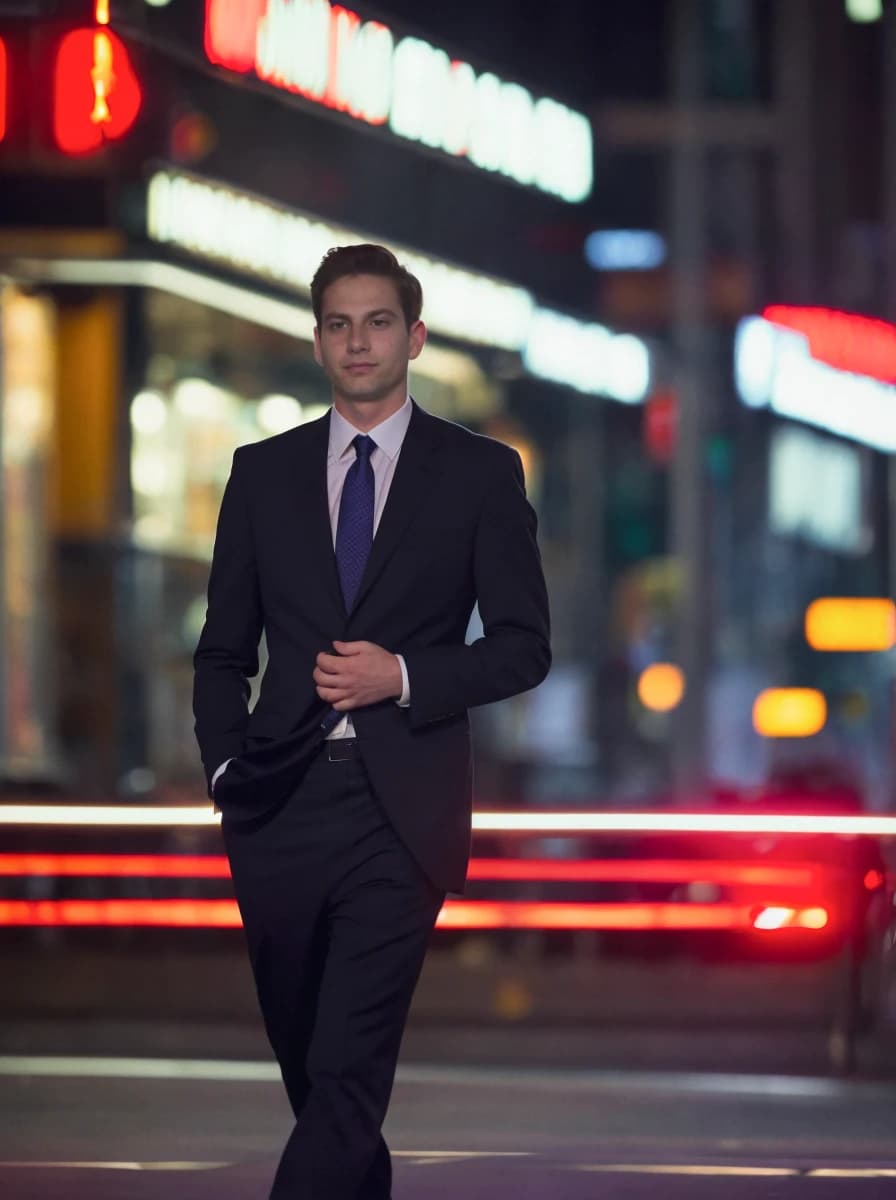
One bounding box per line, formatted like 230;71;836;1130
752;905;829;931
805;597;896;652
95;0;110;25
752;688;827;738
637;663;686;712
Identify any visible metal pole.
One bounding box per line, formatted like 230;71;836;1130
670;0;709;798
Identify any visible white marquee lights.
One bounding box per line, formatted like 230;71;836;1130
205;0;593;203
735;314;896;453
523;310;651;403
147;170;651;404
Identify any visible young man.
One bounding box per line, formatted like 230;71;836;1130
193;244;550;1199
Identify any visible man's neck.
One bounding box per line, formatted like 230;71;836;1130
333;392;408;433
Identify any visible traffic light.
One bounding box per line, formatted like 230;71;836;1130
53;25;142;155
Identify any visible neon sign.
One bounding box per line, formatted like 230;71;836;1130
146;170;648;402
735;311;896;452
762;306;896;386
53;27;142;154
203;0;593;203
0;38;6;143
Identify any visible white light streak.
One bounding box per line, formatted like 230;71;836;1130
1;805;895;835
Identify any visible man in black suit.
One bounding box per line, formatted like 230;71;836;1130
193;243;550;1199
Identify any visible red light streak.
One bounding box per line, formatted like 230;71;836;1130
0;899;242;928
0;853;823;889
438;902;754;931
0;898;833;932
0;854;232;878
763;305;896;385
467;859;820;887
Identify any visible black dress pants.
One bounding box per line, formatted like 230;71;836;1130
223;746;444;1200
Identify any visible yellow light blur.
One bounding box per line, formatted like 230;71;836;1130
752;688;826;738
637;663;685;712
805;597;896;652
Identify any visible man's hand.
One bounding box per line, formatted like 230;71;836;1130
314;641;403;710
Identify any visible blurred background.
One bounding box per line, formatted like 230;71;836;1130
2;0;896;1087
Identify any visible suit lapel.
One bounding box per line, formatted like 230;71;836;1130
350;402;442;614
295;410;346;619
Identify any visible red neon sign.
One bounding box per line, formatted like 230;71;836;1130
204;0;266;73
54;27;142;155
763;305;896;386
0;38;6;143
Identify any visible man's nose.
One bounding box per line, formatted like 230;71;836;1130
347;324;370;351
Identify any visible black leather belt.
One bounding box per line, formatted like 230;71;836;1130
322;738;361;761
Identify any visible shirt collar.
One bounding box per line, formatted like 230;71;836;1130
328;397;412;464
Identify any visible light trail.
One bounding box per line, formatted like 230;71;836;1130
1;804;895;835
0;853;825;888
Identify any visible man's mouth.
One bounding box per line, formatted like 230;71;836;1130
344;363;376;373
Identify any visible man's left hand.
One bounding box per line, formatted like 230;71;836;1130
314;641;403;710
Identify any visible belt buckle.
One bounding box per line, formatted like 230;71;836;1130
327;738;357;762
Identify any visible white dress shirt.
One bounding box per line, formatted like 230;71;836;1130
212;398;413;791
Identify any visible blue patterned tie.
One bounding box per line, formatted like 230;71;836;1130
335;434;376;610
320;435;376;735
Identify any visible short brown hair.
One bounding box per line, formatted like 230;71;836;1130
310;244;423;329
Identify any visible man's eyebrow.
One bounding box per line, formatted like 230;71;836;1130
323;307;400;321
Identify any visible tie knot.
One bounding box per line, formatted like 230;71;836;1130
353;434;375;462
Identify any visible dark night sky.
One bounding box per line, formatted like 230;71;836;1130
367;0;670;106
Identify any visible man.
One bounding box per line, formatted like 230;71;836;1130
193;243;550;1199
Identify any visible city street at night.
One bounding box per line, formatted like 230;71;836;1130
2;1020;896;1200
5;1;896;1198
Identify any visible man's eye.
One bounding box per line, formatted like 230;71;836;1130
371;318;389;328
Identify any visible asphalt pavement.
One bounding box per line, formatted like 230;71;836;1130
4;941;896;1198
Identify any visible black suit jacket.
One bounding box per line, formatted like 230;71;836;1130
193;401;550;892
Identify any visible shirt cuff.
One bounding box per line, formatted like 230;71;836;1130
395;654;410;707
212;758;233;791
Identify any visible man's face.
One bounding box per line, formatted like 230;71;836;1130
313;274;425;405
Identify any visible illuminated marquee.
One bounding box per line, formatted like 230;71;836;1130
735;308;896;452
203;0;593;203
147;170;648;402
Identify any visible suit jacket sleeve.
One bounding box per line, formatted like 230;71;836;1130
404;447;551;726
193;447;264;788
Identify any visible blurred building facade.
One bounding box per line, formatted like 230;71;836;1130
0;0;894;811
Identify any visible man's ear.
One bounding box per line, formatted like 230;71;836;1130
408;320;427;361
313;327;323;365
